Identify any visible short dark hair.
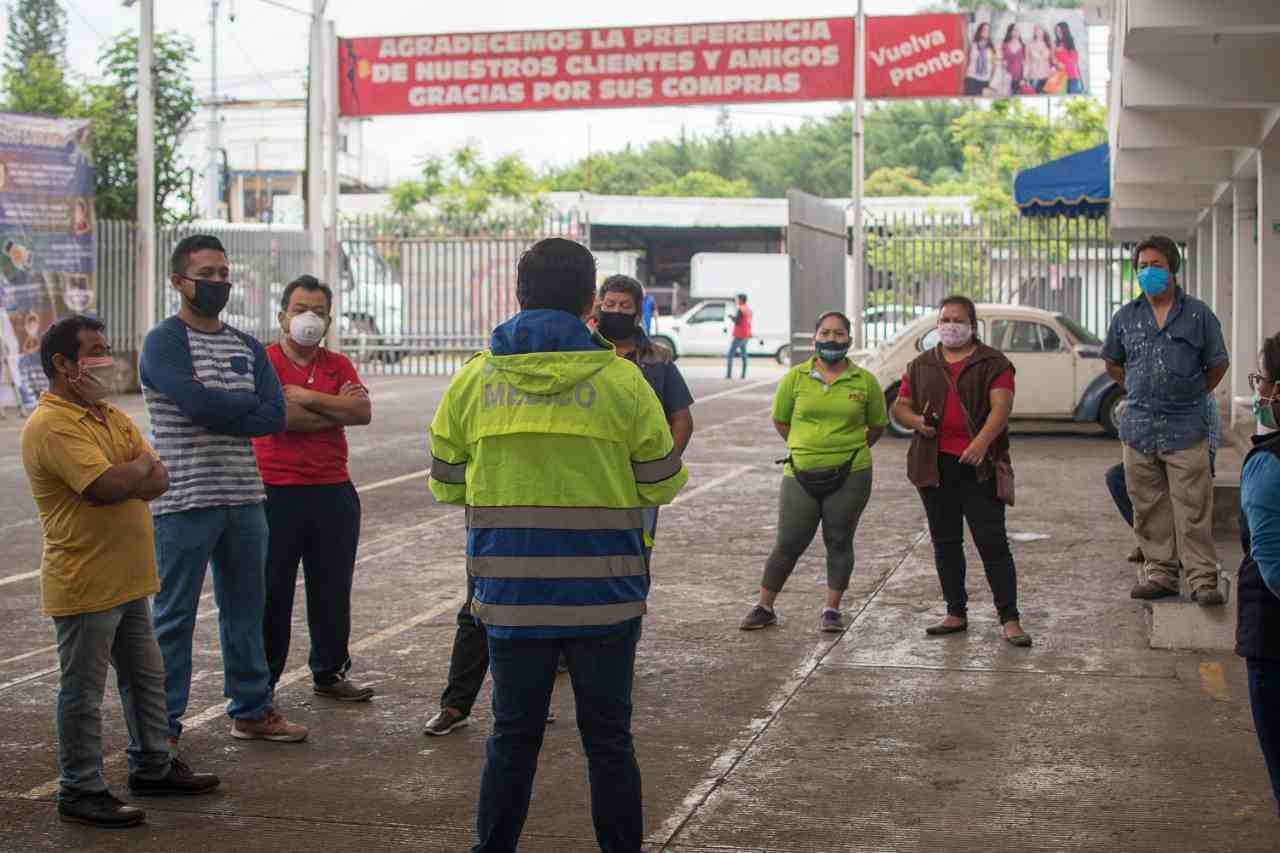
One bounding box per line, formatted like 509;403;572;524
736;293;748;303
1262;331;1280;382
1132;235;1181;275
171;234;227;278
815;311;851;332
281;274;333;311
939;294;978;328
599;275;644;310
516;238;596;314
40;315;104;379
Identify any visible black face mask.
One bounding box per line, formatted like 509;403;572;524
596;311;638;342
178;275;231;318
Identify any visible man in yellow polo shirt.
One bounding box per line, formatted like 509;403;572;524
20;316;219;829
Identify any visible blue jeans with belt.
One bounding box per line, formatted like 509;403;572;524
53;598;172;799
474;618;643;853
152;503;273;736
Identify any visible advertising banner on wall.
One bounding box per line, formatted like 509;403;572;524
338;18;856;116
0;113;96;409
338;11;1088;117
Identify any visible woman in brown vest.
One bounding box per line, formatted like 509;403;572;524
892;296;1032;646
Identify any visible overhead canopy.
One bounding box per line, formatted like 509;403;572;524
1014;144;1110;218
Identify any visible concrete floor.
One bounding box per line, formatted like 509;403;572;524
0;357;1274;852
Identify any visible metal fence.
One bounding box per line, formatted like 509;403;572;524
862;211;1131;345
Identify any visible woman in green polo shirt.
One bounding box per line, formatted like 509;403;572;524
740;311;887;633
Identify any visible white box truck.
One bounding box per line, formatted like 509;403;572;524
651;252;792;363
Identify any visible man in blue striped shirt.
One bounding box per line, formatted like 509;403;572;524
140;235;307;746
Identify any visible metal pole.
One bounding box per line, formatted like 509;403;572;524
324;18;341;351
848;0;866;348
207;0;221;218
307;1;325;271
138;0;157;344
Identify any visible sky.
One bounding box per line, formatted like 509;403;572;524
59;0;1109;208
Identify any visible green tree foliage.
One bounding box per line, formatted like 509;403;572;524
864;166;931;197
388;144;550;233
3;51;74;115
638;170;753;198
80;32;198;222
4;0;67;75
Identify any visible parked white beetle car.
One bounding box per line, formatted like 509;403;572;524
858;304;1126;438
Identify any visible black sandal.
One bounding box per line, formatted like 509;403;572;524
925;620;968;636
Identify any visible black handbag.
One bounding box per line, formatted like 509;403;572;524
777;455;854;501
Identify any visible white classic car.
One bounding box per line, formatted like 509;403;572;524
856;304;1126;438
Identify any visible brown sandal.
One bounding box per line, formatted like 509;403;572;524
925;620;968;636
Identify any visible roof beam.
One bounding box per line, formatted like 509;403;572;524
1115;109;1261;150
1112;149;1235;185
1121;50;1280;110
1127;0;1280;45
1112;183;1217;211
1109;207;1199;235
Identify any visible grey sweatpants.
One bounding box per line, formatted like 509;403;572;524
761;468;874;593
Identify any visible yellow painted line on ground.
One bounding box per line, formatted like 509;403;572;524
1198;660;1230;703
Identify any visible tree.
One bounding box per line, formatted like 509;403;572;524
388;144;550;233
4;0;67;76
638;171;753;198
80;32;198;222
3;51;74;115
865;166;931;197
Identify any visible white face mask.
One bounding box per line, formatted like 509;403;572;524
937;321;973;348
288;311;327;347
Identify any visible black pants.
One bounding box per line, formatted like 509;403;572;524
262;481;361;687
442;577;489;716
1248;657;1280;815
918;454;1020;623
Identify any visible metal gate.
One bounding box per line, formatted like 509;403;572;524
336;213;586;376
786;190;849;366
862;211;1130;345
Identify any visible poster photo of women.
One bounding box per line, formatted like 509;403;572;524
965;9;1088;98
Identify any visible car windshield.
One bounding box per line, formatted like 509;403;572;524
1055;314;1103;346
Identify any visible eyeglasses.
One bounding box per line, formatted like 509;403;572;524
1248;373;1276;391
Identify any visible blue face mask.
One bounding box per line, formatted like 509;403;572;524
815;342;850;363
1137;266;1170;297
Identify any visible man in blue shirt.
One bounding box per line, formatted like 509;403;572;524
1103;235;1230;605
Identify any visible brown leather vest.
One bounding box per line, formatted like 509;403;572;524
904;343;1015;489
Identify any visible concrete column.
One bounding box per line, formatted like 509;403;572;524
1260;146;1280;362
1232;177;1258;427
1212;202;1233;353
1196;220;1211;303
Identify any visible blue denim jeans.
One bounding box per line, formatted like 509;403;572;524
1104;462;1134;528
53;598;172;799
153;503;273;736
726;337;749;378
474;618;643;853
1247;658;1280;815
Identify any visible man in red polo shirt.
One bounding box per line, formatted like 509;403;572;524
252;275;374;702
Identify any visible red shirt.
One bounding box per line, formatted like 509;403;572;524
252;345;363;486
899;360;1015;457
732;305;753;340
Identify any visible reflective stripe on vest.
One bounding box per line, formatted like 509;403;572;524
471;599;646;627
430;456;467;484
468;554;647;579
632;449;682;484
467;505;645;530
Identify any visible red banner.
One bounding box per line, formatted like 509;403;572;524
865;14;966;99
337;18;854;116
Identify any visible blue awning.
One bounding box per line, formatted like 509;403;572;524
1014;144;1110;218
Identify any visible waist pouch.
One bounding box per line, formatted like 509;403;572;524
779;456;853;501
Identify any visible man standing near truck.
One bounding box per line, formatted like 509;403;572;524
727;292;752;380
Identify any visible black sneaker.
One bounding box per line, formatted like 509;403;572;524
1130;580;1178;600
423;708;471;736
128;757;220;797
739;605;778;631
314;676;374;702
58;791;146;828
819;609;843;633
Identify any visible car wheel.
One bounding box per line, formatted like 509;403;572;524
1100;386;1126;438
885;383;913;438
775;344;792;365
652;335;678;360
